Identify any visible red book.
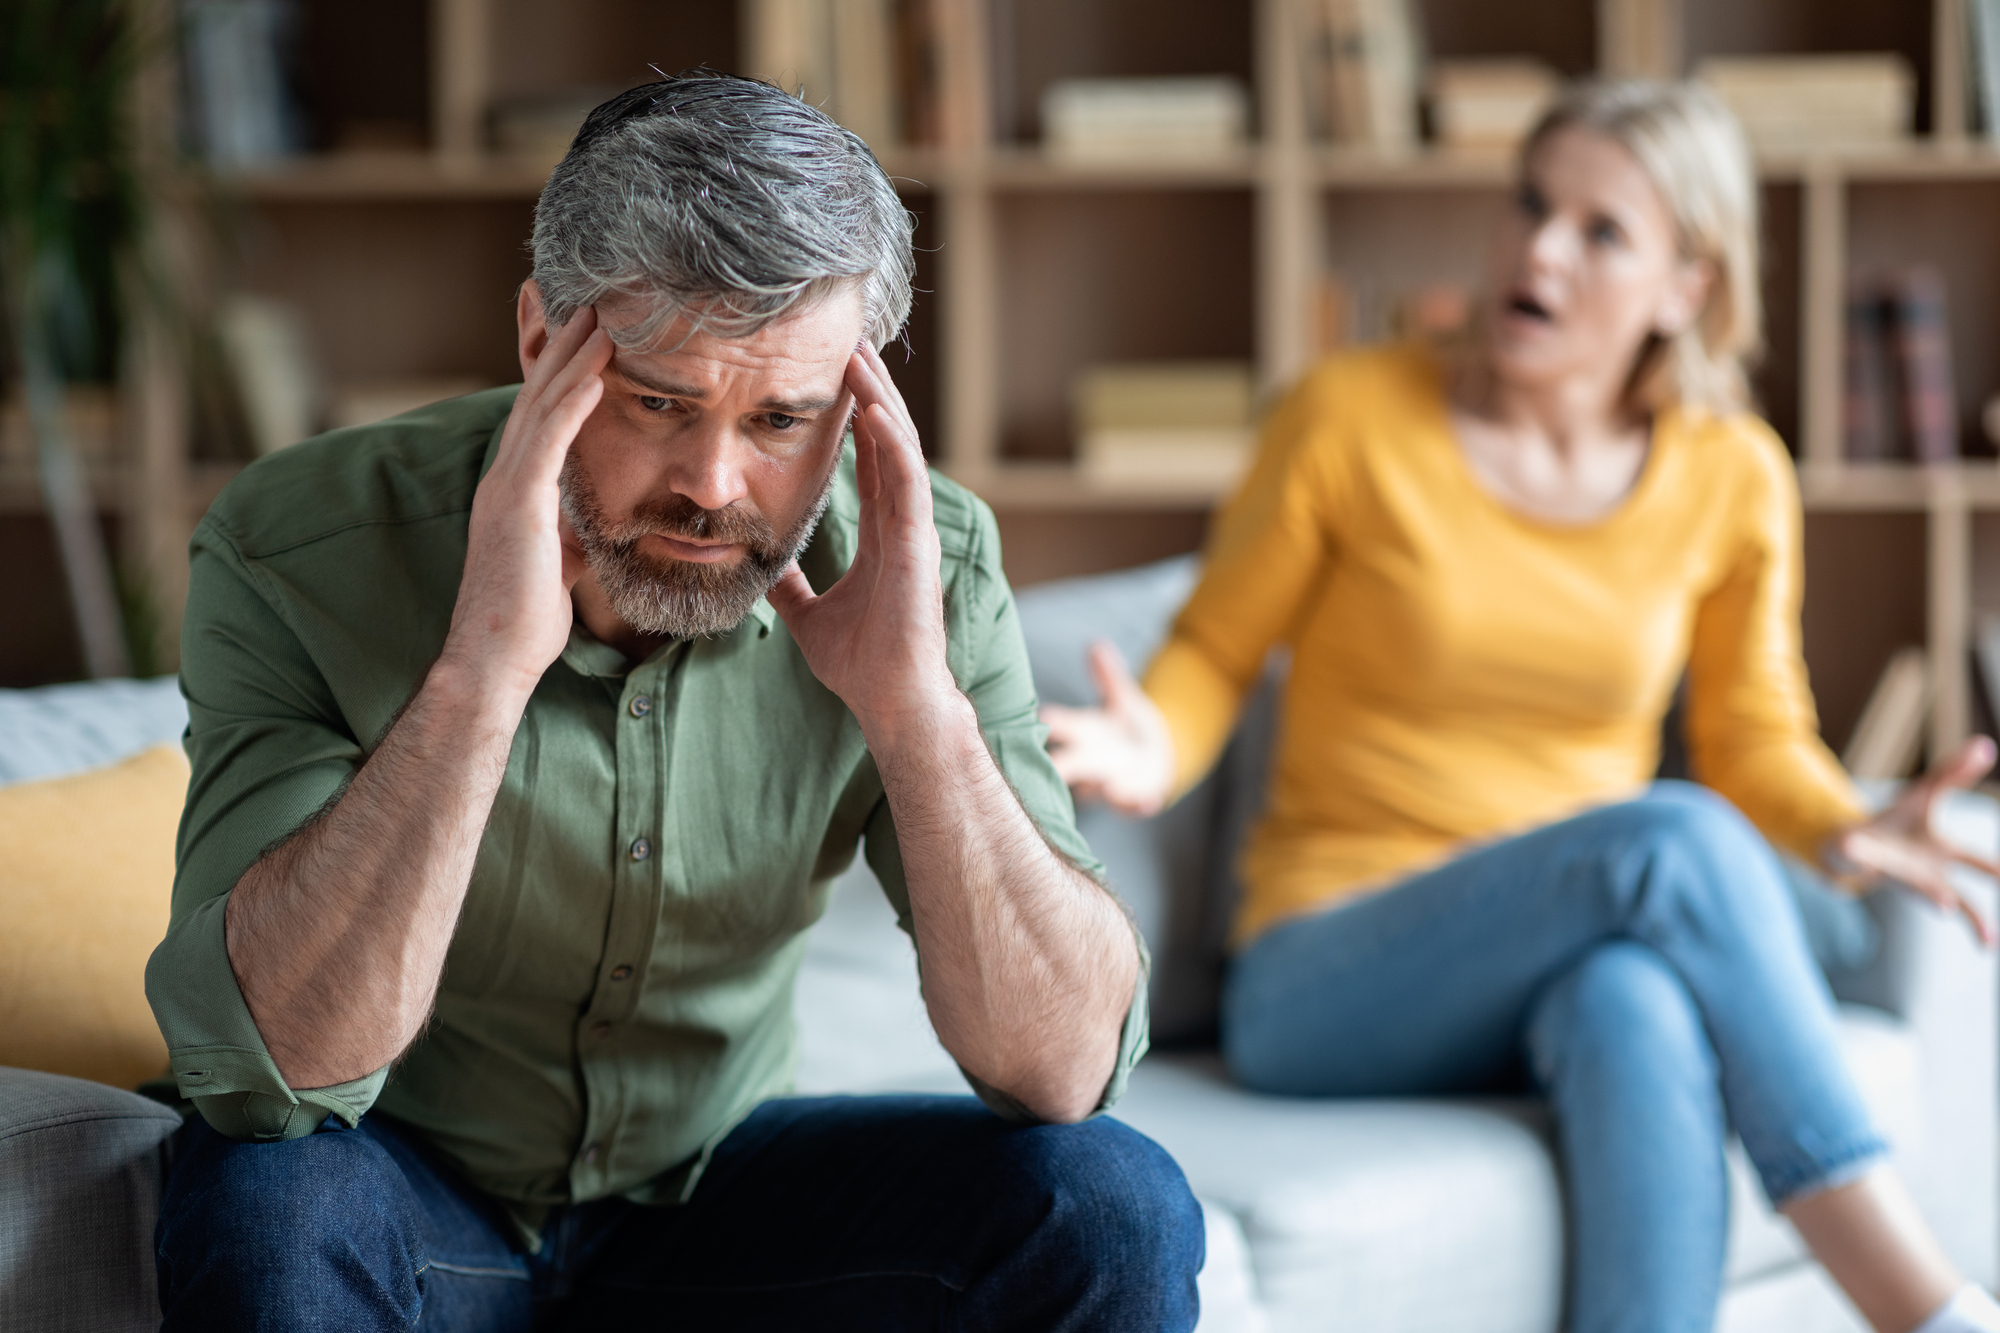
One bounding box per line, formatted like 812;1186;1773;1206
1887;266;1960;464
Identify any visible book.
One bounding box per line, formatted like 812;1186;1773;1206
1695;55;1913;152
1842;279;1896;461
743;0;910;148
216;295;321;456
1073;361;1256;487
1310;0;1421;149
1040;78;1251;160
1426;59;1560;151
180;0;305;167
1885;267;1959;464
1843;646;1931;781
1971;0;2000;138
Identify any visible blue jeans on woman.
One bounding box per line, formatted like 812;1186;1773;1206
1223;781;1885;1333
154;1092;1204;1332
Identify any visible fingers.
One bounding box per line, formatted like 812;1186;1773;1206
849;341;918;440
1943;842;2000;882
518;363;604;490
766;561;819;626
1086;640;1142;710
525;305;601;401
1934;735;1998;790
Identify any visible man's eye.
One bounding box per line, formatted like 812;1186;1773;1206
638;395;671;412
766;412;801;431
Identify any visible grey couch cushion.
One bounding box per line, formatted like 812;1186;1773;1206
0;1067;182;1333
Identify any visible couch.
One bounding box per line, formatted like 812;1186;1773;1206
2;556;1994;1332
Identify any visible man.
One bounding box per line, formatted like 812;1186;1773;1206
148;74;1202;1330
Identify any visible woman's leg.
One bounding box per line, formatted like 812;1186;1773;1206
1222;781;1891;1332
1525;941;1730;1333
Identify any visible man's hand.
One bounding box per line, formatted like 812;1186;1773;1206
768;341;955;742
1829;736;2000;945
225;297;612;1089
770;341;1137;1124
438;302;611;703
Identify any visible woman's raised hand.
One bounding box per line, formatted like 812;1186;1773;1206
1040;641;1177;817
1829;736;2000;946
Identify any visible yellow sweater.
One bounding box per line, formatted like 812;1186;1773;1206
1144;345;1866;944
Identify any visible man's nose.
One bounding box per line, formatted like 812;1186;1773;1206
667;425;754;513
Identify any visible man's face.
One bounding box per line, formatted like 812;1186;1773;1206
535;285;864;639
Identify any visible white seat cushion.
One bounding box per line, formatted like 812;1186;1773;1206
1112;1010;1919;1333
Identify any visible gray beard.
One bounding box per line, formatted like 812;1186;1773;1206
559;456;836;639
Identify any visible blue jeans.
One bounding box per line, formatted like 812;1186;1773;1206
1223;782;1885;1333
155;1093;1204;1332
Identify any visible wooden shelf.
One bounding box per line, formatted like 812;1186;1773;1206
0;460;241;517
951;463;1234;510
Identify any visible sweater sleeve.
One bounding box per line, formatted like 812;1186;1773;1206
1142;365;1345;799
1684;420;1867;862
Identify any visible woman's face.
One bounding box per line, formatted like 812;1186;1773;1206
1482;125;1711;399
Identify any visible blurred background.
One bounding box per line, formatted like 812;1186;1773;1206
6;0;2000;785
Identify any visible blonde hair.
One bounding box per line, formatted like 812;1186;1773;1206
1521;80;1761;417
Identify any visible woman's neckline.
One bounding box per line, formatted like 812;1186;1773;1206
1420;348;1668;536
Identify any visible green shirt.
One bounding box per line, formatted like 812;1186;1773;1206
147;387;1147;1218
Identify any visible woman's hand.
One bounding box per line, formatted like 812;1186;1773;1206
1827;736;2000;946
1040;641;1177;817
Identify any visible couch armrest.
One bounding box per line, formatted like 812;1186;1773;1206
0;1067;183;1332
1826;790;1998;1286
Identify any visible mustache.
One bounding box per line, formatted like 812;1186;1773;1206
616;491;780;550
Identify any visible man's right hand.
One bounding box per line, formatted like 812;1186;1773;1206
438;297;611;703
1040;641;1178;818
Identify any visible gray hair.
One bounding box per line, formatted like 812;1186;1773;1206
531;73;915;350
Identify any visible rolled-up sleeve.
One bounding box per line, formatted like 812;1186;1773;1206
864;487;1151;1119
144;517;390;1140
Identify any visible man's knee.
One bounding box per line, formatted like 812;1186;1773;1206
158;1117;425;1329
996;1117;1205;1293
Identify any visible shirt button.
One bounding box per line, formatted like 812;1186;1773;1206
610;964;633;981
629;837;651;861
582;1141;601;1164
628;695;652;718
590;1021;613;1039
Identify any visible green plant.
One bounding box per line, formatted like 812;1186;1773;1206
0;0;151;678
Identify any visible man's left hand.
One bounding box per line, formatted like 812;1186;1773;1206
769;342;957;742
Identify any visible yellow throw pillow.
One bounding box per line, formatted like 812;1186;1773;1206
0;743;185;1089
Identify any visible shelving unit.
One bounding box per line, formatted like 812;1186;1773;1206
14;0;2000;762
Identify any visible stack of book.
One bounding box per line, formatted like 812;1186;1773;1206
1039;78;1250;160
1426;59;1560;151
1843;267;1960;464
0;389;120;473
1299;0;1422;150
1073;361;1256;489
1695;55;1913;152
741;0;944;150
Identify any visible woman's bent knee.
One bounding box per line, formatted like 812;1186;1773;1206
1528;943;1717;1088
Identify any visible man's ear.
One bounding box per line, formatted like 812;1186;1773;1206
517;280;550;381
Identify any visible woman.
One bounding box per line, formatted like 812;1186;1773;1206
1046;81;2000;1333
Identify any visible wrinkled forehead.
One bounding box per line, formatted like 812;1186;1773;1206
596;287;865;405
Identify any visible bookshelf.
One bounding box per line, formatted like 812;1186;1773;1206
13;0;2000;763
